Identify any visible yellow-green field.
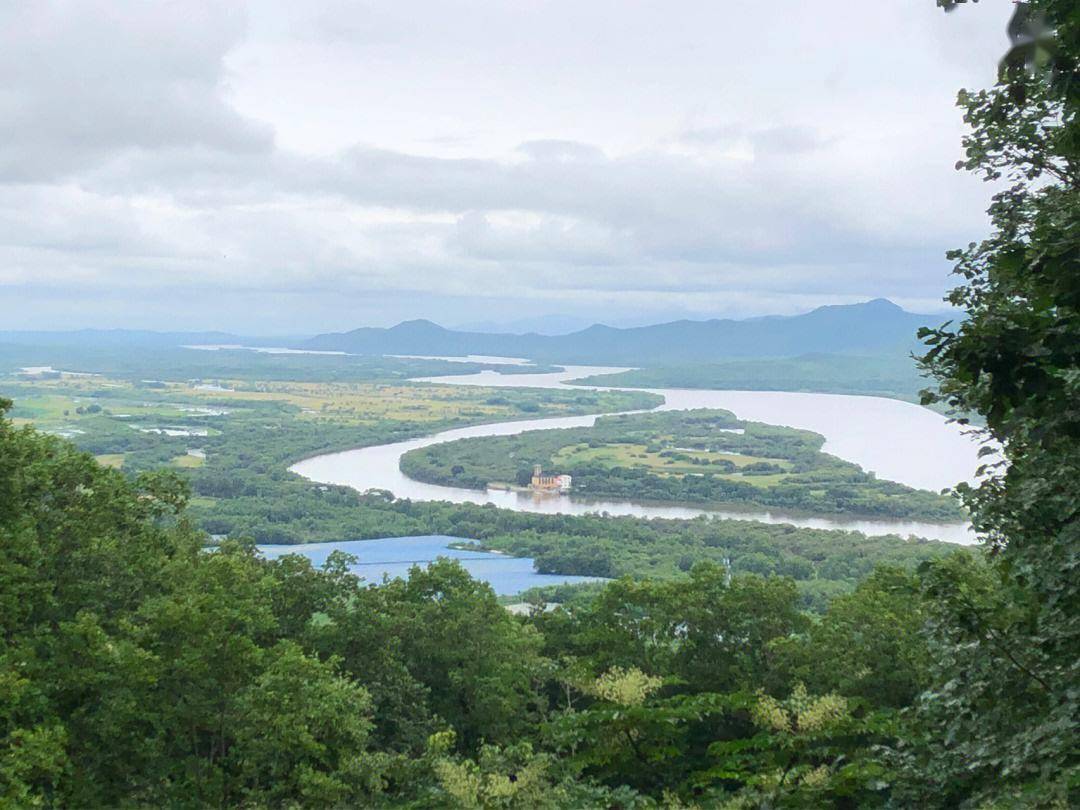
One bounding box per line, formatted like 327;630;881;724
168;381;523;424
551;441;793;486
3;375;659;476
2;376;613;429
4;386;210;427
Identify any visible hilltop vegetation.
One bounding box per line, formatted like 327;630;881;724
0;399;1024;807
400;409;963;521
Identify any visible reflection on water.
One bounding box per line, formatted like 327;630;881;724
292;364;983;545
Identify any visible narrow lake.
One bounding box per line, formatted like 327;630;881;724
257;535;601;595
291;364;982;544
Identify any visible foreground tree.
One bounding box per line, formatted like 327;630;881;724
913;1;1079;805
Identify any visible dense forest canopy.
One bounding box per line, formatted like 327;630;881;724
0;399;978;806
908;0;1080;801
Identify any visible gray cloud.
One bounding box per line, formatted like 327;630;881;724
0;2;272;183
0;0;1015;331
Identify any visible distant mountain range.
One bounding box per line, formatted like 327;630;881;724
0;300;947;366
304;299;944;364
451;314;598;336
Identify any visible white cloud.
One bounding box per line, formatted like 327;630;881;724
0;2;272;183
0;0;1015;331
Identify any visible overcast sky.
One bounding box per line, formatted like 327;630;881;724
1;1;1014;333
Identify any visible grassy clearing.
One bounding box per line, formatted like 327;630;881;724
8;394;82;420
6;389;207;428
552;441;794;485
171;380;640;425
95;453;125;468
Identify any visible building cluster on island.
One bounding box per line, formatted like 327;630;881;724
530;463;572;493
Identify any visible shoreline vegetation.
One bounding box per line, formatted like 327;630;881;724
214;495;954;612
399;409;964;522
567;353;929;400
563;355;984;425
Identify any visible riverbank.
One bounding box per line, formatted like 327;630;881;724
398;408;964;523
293;364;979;544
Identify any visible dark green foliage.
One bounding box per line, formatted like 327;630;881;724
769;566;929;708
0;400;1036;806
530;564;908;804
0;403;592;806
898;552;1073;807
909;1;1080;805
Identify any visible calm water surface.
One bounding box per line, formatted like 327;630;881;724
257;535;601;595
291;365;983;544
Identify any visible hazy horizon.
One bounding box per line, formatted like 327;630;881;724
0;296;958;339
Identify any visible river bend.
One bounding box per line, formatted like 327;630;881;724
290;365;981;544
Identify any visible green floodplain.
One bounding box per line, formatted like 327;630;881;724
0;352;953;611
400;408;963;522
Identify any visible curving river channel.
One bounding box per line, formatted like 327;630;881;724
290;364;983;544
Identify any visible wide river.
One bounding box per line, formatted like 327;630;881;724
291;364;983;544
